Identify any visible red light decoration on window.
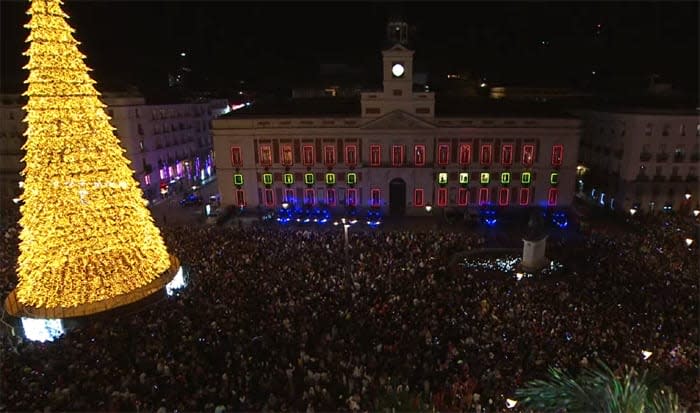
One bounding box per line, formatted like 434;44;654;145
548;188;559;206
324;145;336;166
345;144;357;166
327;188;336;206
522;144;535;166
370;145;381;166
259;144;272;166
281;144;293;166
519;188;530;206
459;144;472;165
501;144;513;166
479;187;490;205
302;145;314;166
347;188;358;206
458;188;469;206
236;189;246;207
370;188;381;207
304;188;316;206
284;189;295;204
414;144;426;166
437;188;448;206
480;144;492;165
551;144;564;167
498;188;510;206
437;144;450;165
264;188;274;207
231;146;242;166
414;188;424;207
391;145;404;167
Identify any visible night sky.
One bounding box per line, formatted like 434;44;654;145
1;1;698;95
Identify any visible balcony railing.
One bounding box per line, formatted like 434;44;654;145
669;175;683;182
639;152;652;162
635;174;650;182
652;175;666;182
673;153;685;163
656;153;669;162
687;175;698;182
691;153;700;162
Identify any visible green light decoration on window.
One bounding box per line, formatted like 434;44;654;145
233;174;244;186
480;172;490;184
438;172;448;185
346;172;357;185
325;173;336;185
550;172;558;185
262;173;273;185
283;173;294;185
501;172;511;185
459;172;469;184
521;172;531;184
304;173;315;185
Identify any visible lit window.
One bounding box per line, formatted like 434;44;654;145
521;172;531;184
262;173;273;185
438;172;448;185
345;144;357;166
304;189;315;205
479;187;490;205
144;175;151;186
325;173;336;185
414;144;426;166
437;144;450;165
234;174;244;186
347;188;358;206
548;188;559;206
457;188;469;206
302;145;314;166
437;188;448;207
370;145;381;166
371;188;381;207
550;172;559;185
139;140;145;151
231;146;242;166
501;172;510;185
324;145;336;166
259;144;272;166
522;144;535;166
480;172;490;184
551;144;564;167
459;144;472;165
264;189;275;206
480;144;492;165
236;189;246;207
283;173;294;185
284;188;295;203
459;172;469;185
519;188;530;206
327;189;336;206
304;173;315;185
501;144;513;165
414;189;424;207
346;172;357;185
281;145;293;166
498;188;510;206
391;145;404;167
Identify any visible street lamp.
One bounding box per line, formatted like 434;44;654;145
684;191;691;200
685;238;694;247
281;202;289;210
425;204;433;213
629;207;637;216
693;205;700;217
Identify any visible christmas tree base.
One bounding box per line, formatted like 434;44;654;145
4;255;180;319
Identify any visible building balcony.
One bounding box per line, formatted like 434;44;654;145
652;175;666;182
690;153;699;162
639;152;652;162
635;174;650;182
673;154;685;163
687;175;698;182
669;175;683;182
656;153;669;162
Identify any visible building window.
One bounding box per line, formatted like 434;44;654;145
498;188;510;206
264;188;275;207
500;172;511;185
501;144;513;165
522;144;535;166
236;190;246;207
231;146;242;166
551;144;564;167
414;189;424;207
346;172;357;185
414;144;426;166
459;144;472;165
326;188;336;206
325;173;336;185
259;144;272;166
304;189;316;206
324;145;336;166
302;145;314;166
284;188;295;204
519;188;530;206
370;188;381;207
370;145;381;166
437;144;450;165
262;173;273;185
304;173;315;185
680;124;686;136
437;188;448;207
391;145;404;167
347;188;358;206
144;175;151;186
139;140;145;152
283;173;294;185
480;172;490;185
345;144;357;166
548;188;559;206
457;188;469;206
645;123;653;136
479;187;490;205
137;124;144;135
438;172;448;185
459;172;469;184
550;172;559;185
281;145;293;166
234;174;244;186
480;144;492;165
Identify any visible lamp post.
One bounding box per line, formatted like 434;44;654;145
693;204;699;218
629;207;637;217
685;238;694;247
425;204;433;213
684;191;691;200
282;202;289;210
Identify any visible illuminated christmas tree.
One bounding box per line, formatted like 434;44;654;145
7;0;174;316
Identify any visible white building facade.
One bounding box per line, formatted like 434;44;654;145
212;45;581;216
579;109;699;214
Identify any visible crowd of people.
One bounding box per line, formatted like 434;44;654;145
0;209;697;412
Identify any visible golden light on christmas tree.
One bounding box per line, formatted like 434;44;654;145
4;0;178;318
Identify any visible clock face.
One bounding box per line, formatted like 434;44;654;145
391;63;405;78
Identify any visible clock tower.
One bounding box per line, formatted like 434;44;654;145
382;44;414;98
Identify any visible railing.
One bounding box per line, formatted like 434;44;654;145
639;152;652;162
656;153;669;162
686;175;698;182
635;174;650;182
673;154;685;163
652;175;666;182
669;175;683;182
